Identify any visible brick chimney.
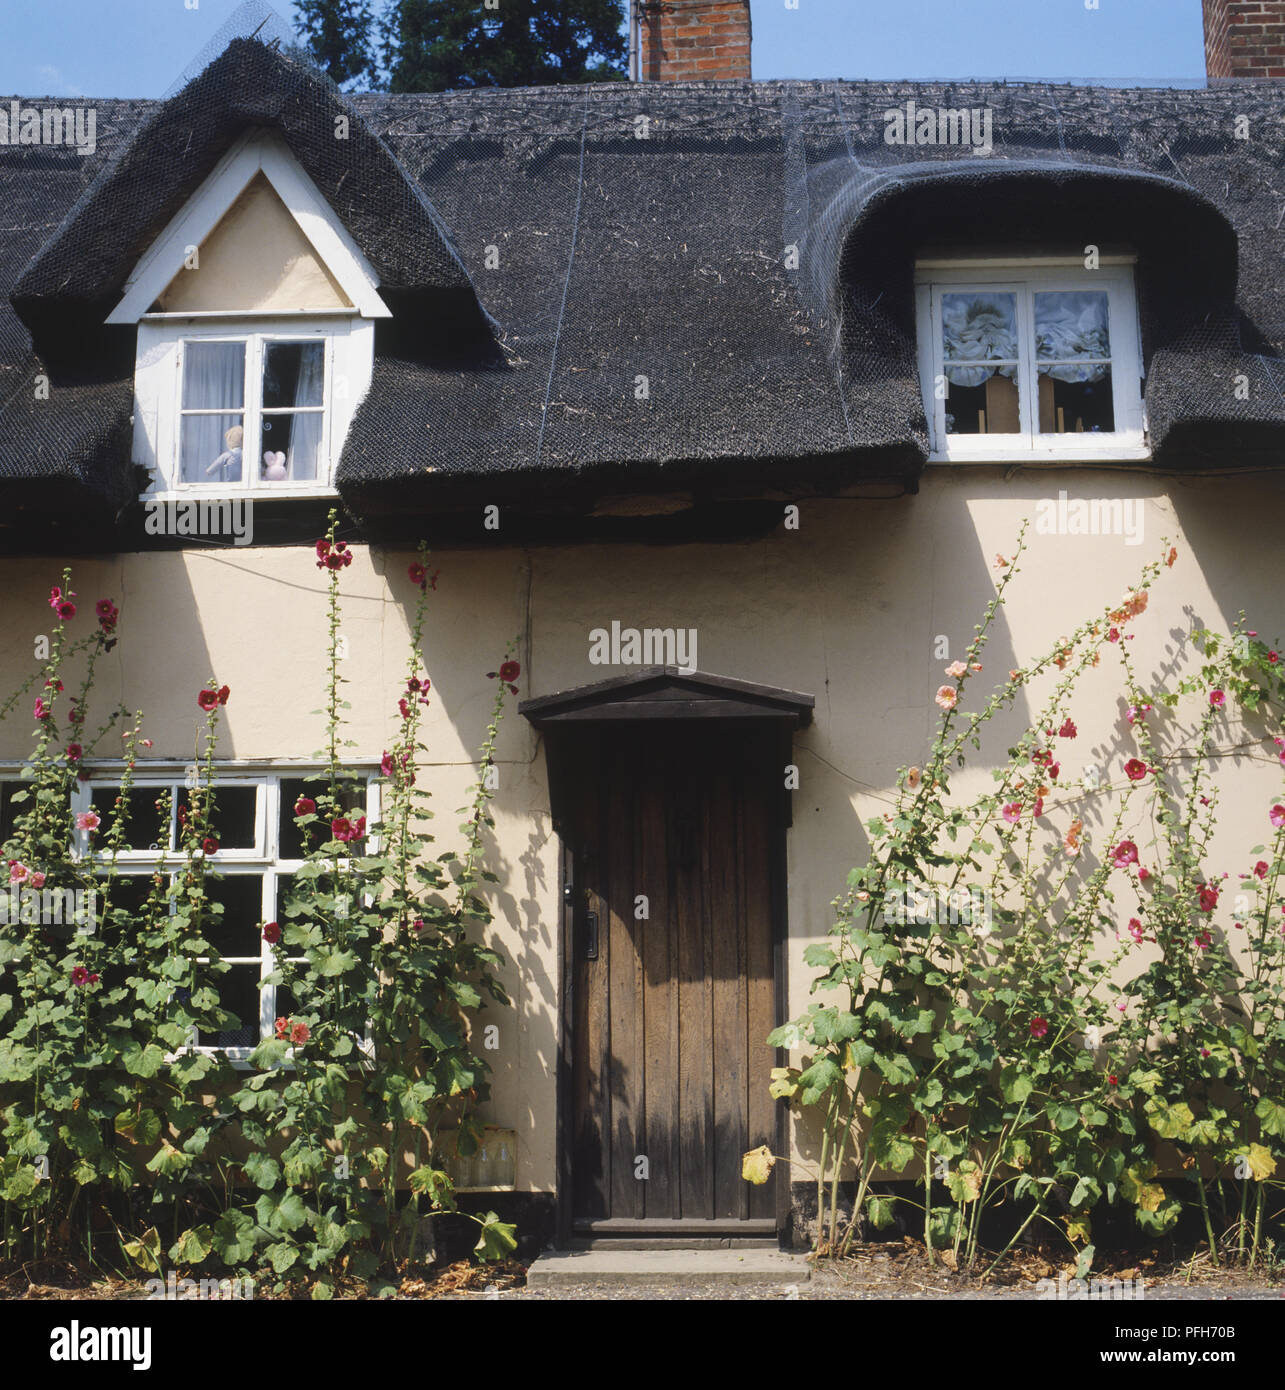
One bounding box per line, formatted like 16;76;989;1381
639;0;752;82
1203;0;1285;78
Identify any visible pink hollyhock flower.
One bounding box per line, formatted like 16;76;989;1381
65;744;83;763
1116;1001;1127;1012
87;973;99;985
1271;805;1285;828
1128;918;1144;944
1029;1017;1049;1039
1002;802;1022;824
1032;797;1045;818
381;752;395;777
1138;867;1152;883
1110;840;1139;869
95;599;119;632
1197;885;1219;912
9;862;28;885
331;817;352;841
945;660;968;678
1254;861;1269;880
75;812;100;832
290;1022;310;1045
294;797;316;817
262;921;281;945
934;685;958;711
1200;1047;1211;1057
1059;719;1077;739
1048;762;1060;781
1124;758;1148;782
411;918;425;934
71;966;89;985
197;689;218;712
28;871;45;889
1107;627;1120;643
1209;689;1226;709
33;697;51;722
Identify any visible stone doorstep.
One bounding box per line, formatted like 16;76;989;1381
525;1249;811;1288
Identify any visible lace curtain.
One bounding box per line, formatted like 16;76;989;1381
942;290;1110;387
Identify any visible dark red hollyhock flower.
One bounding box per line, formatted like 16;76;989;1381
380;752;395;777
65;744;83;763
1029;1016;1049;1039
1198;884;1219;912
96;599;119;632
57;600;76;620
46;679;63;692
202;837;219;856
87;972;99;985
71;966;89;985
315;539;331;568
408;562;426;587
262;921;282;945
398;698;412;720
197;689;218;712
499;660;521;683
294;797;316;817
217;685;231;706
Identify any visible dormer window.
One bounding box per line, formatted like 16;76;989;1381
115;133;389;498
915;258;1147;461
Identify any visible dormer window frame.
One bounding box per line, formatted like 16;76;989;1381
118;131;388;501
915;255;1149;464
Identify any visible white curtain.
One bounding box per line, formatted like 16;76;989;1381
180;341;245;484
284;344;324;482
1036;291;1111;383
941;293;1019;388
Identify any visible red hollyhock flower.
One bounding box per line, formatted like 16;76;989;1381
275;1016;290;1040
331;817;353;842
499;660;521;683
1110;840;1139;869
262;921;281;945
197;689;218;712
65;744;83;763
57;600;76;620
1270;652;1279;665
408;562;426;587
380;752;395;777
1048;762;1060;781
71;966;89;985
1194;930;1212;951
398;698;412;720
1059;719;1077;739
217;685;231;706
87;972;99;985
1197;884;1219;912
294;797;316;817
1124;758;1148;782
1029;1016;1049;1039
1107;1075;1118;1087
202;837;219;856
1254;860;1269;879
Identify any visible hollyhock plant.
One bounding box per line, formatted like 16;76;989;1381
1110;840;1139;869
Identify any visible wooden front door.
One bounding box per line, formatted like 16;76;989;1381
565;723;781;1237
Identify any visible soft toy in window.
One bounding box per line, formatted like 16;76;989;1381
261;450;288;482
206;425;243;483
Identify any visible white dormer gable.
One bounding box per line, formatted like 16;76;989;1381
125;132;385;500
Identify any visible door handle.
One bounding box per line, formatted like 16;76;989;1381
584;911;598;961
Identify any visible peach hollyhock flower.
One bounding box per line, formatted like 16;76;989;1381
29;871;45;889
274;1017;290;1040
935;685;958;711
75;812;99;832
971;662;983;672
9;862;28;885
994;555;1009;569
1166;546;1177;568
905;766;921;789
1122;590;1148;620
945;661;968;678
290;1023;310;1045
1065;818;1083;852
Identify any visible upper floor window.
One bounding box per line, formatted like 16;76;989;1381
113;133;389;499
915;259;1146;462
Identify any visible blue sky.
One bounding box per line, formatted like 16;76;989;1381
0;0;1209;97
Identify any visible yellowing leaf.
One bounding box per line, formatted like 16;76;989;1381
742;1145;776;1186
769;1067;799;1100
1245;1143;1276;1182
1063;1213;1092;1245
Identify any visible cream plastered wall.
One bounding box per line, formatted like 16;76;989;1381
156;173;352;313
3;466;1285;1192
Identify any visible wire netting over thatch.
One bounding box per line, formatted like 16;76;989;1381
3;36;1285;524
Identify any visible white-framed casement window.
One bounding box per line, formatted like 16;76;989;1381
115;132;388;500
915;258;1147;462
0;765;380;1064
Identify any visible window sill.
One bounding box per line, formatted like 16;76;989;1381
141;485;341;503
928;442;1152;465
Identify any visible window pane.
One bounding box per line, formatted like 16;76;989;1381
181;785;257;851
182;341;245;410
97;872;158;944
259;412;321;484
181;415;244;485
262;341;324;409
200;873;264;959
279;777;365;859
944;371;1021;436
1037;366;1115;434
91;786;171;851
0;781;24;846
941;292;1018;379
198;964;260;1050
1035;291;1110;365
